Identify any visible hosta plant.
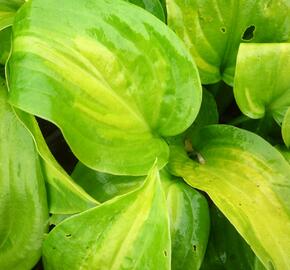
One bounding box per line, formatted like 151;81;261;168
0;0;289;269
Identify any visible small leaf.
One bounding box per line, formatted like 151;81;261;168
8;0;201;175
164;174;210;270
234;43;290;123
0;78;48;269
168;125;290;269
43;164;171;270
167;0;290;85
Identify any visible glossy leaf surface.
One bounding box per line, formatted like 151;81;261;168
0;78;48;269
15;110;98;214
8;0;201;175
72;162;144;203
164;174;210;270
72;163;210;270
43;165;171;270
168;125;290;269
0;0;24;30
167;0;290;85
234;43;290;124
282;107;290;147
201;204;265;270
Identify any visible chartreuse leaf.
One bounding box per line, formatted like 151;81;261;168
0;78;48;269
71;164;210;270
8;0;201;176
234;43;290;123
167;0;290;85
126;0;165;21
282;107;290;147
201;204;265;270
168;125;290;269
0;0;24;30
43;164;171;270
14;110;98;214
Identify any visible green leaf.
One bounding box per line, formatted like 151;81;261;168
167;0;290;85
127;0;165;21
0;0;24;30
14;110;98;214
276;145;290;164
71;163;210;270
164;173;210;270
201;204;265;270
43;164;171;270
168;125;290;269
234;43;290;124
0;78;48;269
72;162;144;203
0;27;11;65
8;0;201;175
282;107;290;147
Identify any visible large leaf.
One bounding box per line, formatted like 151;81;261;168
8;0;201;175
43;164;171;270
71;164;210;269
15;110;98;214
0;0;24;30
0;78;48;269
282;107;290;147
168;125;290;269
201;204;265;270
167;0;290;85
234;43;290;124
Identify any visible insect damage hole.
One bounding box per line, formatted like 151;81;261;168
163;250;168;257
242;25;256;41
65;233;72;238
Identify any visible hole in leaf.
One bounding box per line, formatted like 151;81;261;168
65;233;72;238
164;250;167;257
220;27;226;33
242;25;255;41
193;245;197;252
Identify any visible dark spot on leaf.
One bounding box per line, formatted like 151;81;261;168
256;184;260;188
220;27;226;33
193;245;197;252
164;250;167;257
242;25;255;41
239;203;242;206
65;233;72;238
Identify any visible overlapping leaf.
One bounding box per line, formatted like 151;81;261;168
0;0;24;30
43;165;171;270
0;78;48;269
8;0;201;175
15;110;98;214
201;204;265;270
167;0;290;85
282;107;290;147
71;164;210;269
168;125;290;269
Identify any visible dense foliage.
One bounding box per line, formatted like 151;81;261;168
0;0;289;269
